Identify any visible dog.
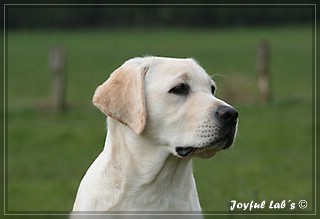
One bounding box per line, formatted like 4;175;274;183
72;56;238;212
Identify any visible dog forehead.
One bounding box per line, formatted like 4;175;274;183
145;57;212;85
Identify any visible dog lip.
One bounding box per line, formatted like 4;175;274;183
176;147;195;157
176;132;236;158
222;138;234;150
176;143;219;158
176;145;218;158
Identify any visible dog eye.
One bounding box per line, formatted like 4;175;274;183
211;85;216;95
169;83;190;95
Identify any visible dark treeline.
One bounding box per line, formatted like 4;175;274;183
6;6;314;29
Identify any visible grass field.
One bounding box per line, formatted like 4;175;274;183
6;26;314;214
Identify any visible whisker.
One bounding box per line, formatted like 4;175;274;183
211;73;227;79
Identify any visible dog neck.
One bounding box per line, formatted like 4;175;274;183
101;118;198;210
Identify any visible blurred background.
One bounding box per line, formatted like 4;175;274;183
5;4;315;215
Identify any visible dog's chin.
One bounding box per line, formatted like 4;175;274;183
175;136;234;159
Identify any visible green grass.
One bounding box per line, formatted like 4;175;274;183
6;26;314;213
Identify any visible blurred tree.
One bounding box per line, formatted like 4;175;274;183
5;6;314;29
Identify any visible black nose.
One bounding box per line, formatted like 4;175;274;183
215;106;238;124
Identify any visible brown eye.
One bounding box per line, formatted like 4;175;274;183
169;83;190;95
211;85;216;95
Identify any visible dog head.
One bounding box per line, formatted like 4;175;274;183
93;56;238;159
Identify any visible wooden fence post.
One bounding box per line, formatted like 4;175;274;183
49;46;67;112
257;40;271;104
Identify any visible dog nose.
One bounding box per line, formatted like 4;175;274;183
215;106;238;124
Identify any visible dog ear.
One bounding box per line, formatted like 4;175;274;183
92;64;148;135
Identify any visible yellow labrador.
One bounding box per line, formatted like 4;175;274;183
72;56;238;211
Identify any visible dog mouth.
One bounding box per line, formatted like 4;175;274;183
175;143;223;158
175;134;235;158
175;147;197;157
